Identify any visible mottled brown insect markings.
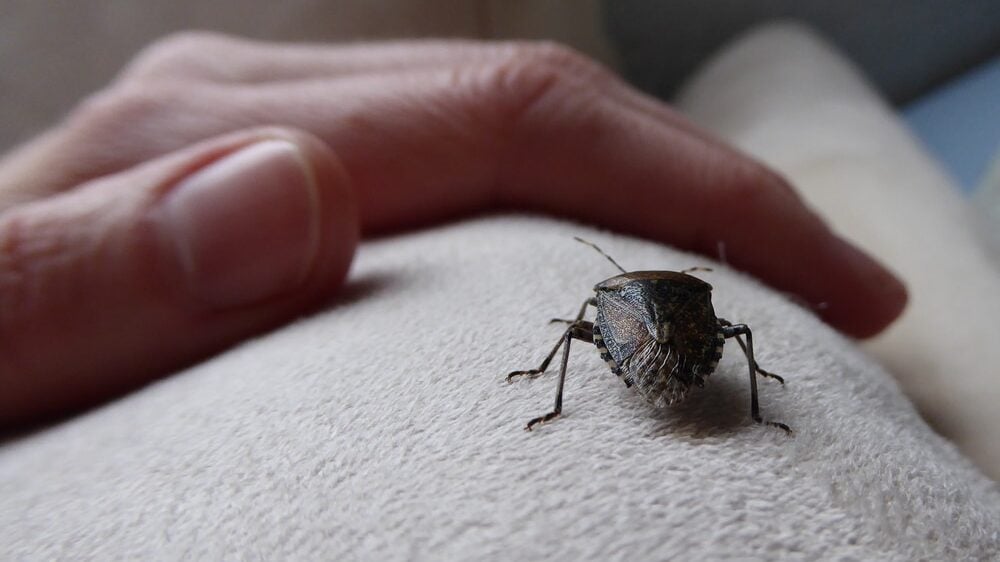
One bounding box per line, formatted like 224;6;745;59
506;238;790;433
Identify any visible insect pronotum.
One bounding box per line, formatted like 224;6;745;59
507;238;790;433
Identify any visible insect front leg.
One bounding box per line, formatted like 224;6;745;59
507;298;595;382
719;320;791;434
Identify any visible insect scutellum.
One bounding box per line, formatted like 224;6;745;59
507;237;790;434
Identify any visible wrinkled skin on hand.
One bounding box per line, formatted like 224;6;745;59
0;33;906;426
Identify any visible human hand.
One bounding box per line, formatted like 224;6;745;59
0;34;906;426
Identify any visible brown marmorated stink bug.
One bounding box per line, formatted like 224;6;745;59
507;238;790;433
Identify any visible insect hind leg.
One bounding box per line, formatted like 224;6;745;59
732;335;784;384
719;319;791;434
718;319;783;384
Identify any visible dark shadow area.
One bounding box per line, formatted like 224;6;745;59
317;270;400;311
643;369;786;440
359;205;500;240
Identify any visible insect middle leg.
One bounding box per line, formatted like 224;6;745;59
517;321;593;431
719;320;791;433
507;298;595;382
507;299;595;431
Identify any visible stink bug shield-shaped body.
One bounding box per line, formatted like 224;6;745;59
507;238;790;433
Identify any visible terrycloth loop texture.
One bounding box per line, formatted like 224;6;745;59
1;218;997;560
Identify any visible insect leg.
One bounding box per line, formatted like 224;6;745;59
547;297;598;325
718;319;784;383
524;321;594;431
732;336;784;384
507;298;595;382
720;322;792;434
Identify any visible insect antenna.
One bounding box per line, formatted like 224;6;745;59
680;266;713;275
573;237;627;274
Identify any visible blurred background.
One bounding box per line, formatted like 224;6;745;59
1;0;998;192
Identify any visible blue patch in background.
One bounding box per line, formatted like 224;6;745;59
904;56;1000;193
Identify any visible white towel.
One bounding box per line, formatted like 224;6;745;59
2;218;997;560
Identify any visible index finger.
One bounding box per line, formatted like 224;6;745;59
38;42;906;337
334;50;905;338
493;61;907;338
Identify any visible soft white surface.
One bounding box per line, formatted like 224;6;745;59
677;23;1000;481
2;218;997;560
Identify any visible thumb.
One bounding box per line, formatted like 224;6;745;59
0;128;358;426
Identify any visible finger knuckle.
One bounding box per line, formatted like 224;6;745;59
505;41;609;81
65;82;185;145
0;209;63;331
0;203;119;380
120;30;237;83
483;41;611;122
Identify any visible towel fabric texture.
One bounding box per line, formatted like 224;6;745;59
2;24;999;561
2;219;999;560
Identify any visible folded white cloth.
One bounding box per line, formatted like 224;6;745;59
2;218;997;560
677;22;1000;481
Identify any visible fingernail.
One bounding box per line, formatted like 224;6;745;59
158;140;320;308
